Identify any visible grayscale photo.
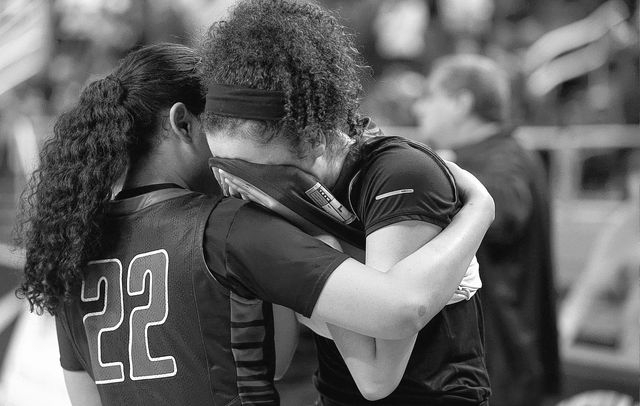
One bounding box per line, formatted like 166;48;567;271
0;0;638;405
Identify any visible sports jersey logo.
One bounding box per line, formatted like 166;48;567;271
375;188;415;200
305;182;357;224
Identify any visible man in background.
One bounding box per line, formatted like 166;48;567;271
413;54;561;406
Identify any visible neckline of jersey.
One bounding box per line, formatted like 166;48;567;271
115;183;185;200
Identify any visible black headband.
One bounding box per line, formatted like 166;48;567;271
205;84;286;120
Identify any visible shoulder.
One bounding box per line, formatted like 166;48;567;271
203;198;310;291
206;198;272;240
360;137;456;202
353;137;459;232
204;198;349;316
205;198;314;253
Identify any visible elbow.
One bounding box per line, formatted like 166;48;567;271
352;365;405;401
360;387;391;402
355;378;397;401
398;314;421;338
383;305;421;338
400;295;437;336
371;294;435;339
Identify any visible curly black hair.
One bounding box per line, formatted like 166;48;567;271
16;43;205;315
199;0;366;156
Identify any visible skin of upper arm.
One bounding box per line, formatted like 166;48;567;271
311;221;444;339
343;220;442;398
366;220;442;270
63;369;102;406
311;258;419;339
273;304;299;380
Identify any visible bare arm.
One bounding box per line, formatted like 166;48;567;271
219;162;493;339
273;304;299;380
63;369;101;406
313;162;494;339
327;221;442;400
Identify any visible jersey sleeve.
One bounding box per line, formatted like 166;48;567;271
55;315;84;371
357;144;458;235
203;200;350;318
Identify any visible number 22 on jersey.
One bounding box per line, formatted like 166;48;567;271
82;249;176;384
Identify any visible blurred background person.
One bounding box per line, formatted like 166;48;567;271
413;54;561;406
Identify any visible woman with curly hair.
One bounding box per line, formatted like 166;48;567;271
17;43;219;404
18;40;492;405
201;0;491;404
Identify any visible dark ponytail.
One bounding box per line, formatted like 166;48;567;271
17;43;205;315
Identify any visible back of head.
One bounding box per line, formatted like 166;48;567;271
430;54;511;124
19;43;205;315
199;0;364;156
106;43;206;155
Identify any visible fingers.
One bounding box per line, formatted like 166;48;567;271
211;167;232;197
227;182;243;198
211;166;222;185
443;160;465;179
444;160;481;200
211;167;248;198
444;162;495;222
218;171;268;206
214;169;256;199
443;160;459;170
444;161;472;197
213;170;280;210
219;170;247;199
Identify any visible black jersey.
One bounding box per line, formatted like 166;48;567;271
56;188;348;406
313;137;491;405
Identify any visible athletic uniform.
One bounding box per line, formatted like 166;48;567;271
210;136;490;406
55;185;349;406
313;136;491;406
209;134;491;405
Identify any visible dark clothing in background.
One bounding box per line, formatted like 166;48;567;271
454;129;561;406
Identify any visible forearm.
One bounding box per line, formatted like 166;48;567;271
328;323;416;400
330;203;490;390
325;220;444;399
387;196;494;330
273;304;299;380
314;195;493;340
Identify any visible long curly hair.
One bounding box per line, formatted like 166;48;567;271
199;0;366;156
17;43;205;315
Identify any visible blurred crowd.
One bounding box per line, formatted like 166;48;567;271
1;0;638;128
350;0;639;127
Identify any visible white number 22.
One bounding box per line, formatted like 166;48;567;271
81;249;176;384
